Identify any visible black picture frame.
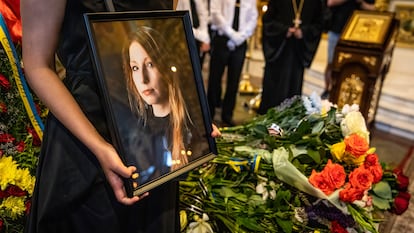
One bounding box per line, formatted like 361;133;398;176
84;10;216;197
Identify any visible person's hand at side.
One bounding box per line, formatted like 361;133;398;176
200;42;210;53
230;31;246;46
227;39;236;51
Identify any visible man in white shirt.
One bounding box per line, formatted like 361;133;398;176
207;0;258;126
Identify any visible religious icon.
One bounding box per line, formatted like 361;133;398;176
341;10;394;44
84;11;217;197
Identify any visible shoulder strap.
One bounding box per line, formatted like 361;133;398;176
104;0;116;12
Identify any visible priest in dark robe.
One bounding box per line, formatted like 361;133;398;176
257;0;324;114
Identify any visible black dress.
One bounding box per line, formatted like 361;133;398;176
24;1;179;233
257;0;323;114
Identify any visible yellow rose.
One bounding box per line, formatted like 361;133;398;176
330;142;346;161
342;152;367;165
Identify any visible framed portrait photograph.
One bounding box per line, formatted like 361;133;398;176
84;10;217;197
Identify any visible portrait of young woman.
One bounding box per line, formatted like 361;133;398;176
85;12;216;196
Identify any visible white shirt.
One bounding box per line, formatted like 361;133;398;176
176;0;210;44
210;0;258;44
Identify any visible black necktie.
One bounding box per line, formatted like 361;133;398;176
190;0;200;29
232;0;240;30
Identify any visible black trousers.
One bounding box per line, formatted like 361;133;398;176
207;34;247;122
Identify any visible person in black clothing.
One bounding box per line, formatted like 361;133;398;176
21;1;220;232
321;0;376;99
257;0;324;115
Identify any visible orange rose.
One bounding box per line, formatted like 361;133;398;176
309;170;335;195
364;153;379;168
339;183;365;203
364;153;383;184
348;166;373;191
368;164;383;184
344;134;369;157
323;160;346;189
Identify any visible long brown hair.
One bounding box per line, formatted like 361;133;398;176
122;26;190;169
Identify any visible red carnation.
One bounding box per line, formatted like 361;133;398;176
331;220;348;233
0;73;11;90
16;140;25;152
0;133;15;143
26;127;41;146
7;185;26;197
0;189;10;198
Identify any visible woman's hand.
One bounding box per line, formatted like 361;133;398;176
211;124;222;138
96;142;148;205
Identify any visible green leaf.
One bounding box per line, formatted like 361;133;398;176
276;216;293;233
306;149;321;164
372;181;392;200
236;217;265;231
311;121;325;134
247;194;266;207
219;187;248;202
295;119;311;135
371;194;391;210
293;154;315;164
252;124;268;137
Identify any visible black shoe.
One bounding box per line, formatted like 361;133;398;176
321;90;330;99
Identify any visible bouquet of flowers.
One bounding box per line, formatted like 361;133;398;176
0;7;47;233
179;94;410;233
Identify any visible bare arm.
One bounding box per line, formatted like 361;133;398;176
21;0;141;205
328;0;376;10
327;0;349;7
358;0;376;10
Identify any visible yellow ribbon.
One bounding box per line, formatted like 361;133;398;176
226;160;248;173
0;14;44;140
253;155;261;173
